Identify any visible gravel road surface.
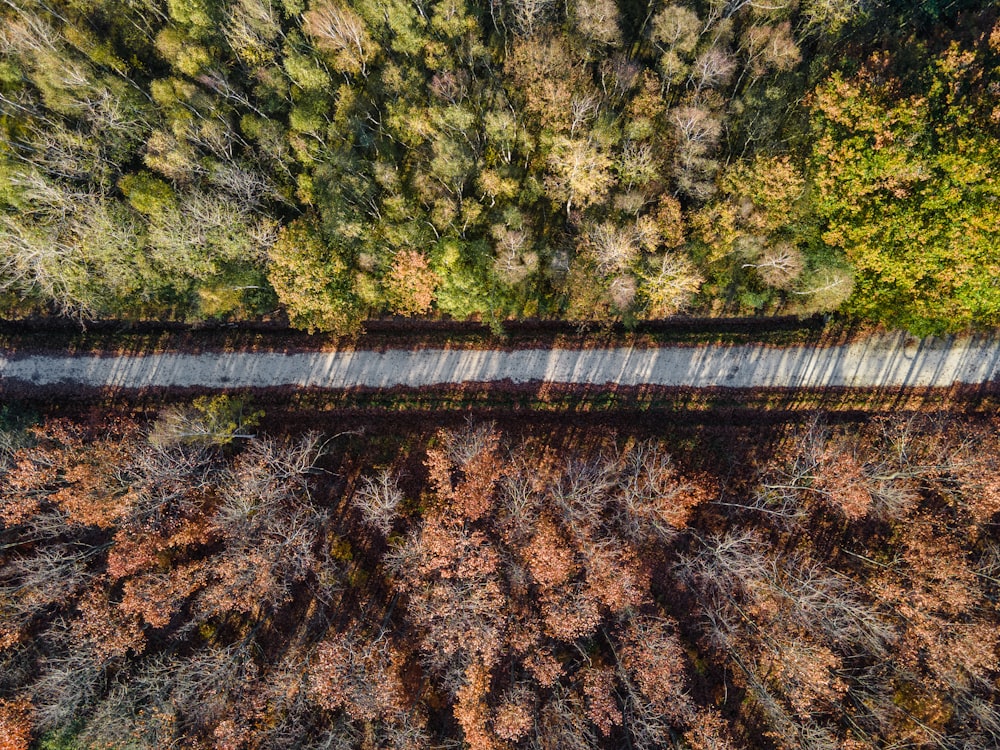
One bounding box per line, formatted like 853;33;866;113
3;332;1000;390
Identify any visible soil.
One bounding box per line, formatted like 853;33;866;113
0;314;863;355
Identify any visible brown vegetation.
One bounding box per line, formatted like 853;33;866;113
0;405;998;748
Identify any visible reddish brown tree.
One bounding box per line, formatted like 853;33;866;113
0;698;33;750
310;630;408;723
384;249;439;316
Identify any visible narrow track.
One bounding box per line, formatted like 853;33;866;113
3;331;999;390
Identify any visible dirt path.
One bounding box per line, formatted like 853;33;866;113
2;331;999;390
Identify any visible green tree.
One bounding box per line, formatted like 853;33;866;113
148;395;262;447
267;214;363;334
118;172;178;217
431;238;503;321
810;40;1000;333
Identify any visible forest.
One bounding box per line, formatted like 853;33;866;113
3;2;1000;748
1;0;998;334
0;400;998;749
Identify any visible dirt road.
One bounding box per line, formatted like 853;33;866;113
3;331;999;391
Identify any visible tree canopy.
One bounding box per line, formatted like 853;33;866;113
811;30;1000;333
0;0;996;333
1;409;999;748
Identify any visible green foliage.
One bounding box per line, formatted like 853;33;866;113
431;238;501;321
35;728;84;750
149;394;263;447
196;264;274;318
283;48;332;91
0;403;37;434
118;172;178;217
0;156;26;210
167;0;216;30
810;37;1000;333
0;0;995;330
267;214;363;334
155;27;212;76
719;155;806;231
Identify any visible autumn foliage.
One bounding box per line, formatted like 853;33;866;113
0;408;998;748
0;698;33;750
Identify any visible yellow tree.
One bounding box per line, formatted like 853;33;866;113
810;39;1000;333
545;137;615;215
267;215;363;335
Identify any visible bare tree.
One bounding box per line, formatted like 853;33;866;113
545;137;615;214
689;48;736;91
572;0;622;48
1;9;61;55
616;142;659;190
207;161;284;208
671;104;723;198
790;266;854;313
615;441;705;541
569;93;599;136
501;0;560;36
352;469;403;535
31;651;104;732
586;222;640;276
442;420;500;467
533;691;599;750
550;456;618;537
608;274;637;309
0;545;92;647
650;4;701;57
224;0;284;65
801;0;864;32
198;435;328;617
742;242;805;289
148;405;255;448
640;252;704;317
302;0;373;75
672;104;722;153
493;226;538;284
